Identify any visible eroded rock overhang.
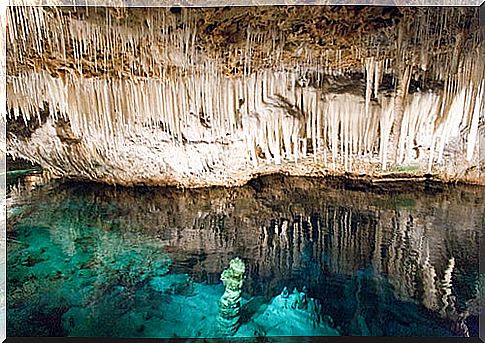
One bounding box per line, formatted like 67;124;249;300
6;6;485;187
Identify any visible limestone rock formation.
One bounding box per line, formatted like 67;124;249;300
218;257;246;335
238;285;339;336
4;6;484;186
285;286;324;327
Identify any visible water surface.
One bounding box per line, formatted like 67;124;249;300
6;175;484;337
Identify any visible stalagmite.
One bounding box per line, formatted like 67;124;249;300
218;257;246;336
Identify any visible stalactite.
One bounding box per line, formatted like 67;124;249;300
393;65;412;165
465;78;484;162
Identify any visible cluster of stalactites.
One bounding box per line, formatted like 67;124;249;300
7;58;484;174
5;6;484;182
6;7;481;78
7;6;202;78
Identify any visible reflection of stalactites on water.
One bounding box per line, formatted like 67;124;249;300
420;242;439;311
6;176;483;325
255;207;380;293
383;211;423;301
376;209;453;314
255;202;462;320
439;257;456;317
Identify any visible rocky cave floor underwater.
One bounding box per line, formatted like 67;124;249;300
5;171;484;338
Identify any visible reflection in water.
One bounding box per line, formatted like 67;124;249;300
6;175;484;337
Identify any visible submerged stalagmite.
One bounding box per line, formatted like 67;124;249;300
5;6;484;186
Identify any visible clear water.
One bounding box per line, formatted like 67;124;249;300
6;175;484;337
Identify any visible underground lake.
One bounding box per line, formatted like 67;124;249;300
5;173;484;337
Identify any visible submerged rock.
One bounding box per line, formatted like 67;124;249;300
218;257;246;335
238;287;340;337
149;274;194;296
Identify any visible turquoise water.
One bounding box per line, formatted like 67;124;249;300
6;175;484;337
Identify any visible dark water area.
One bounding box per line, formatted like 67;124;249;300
6;174;484;337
